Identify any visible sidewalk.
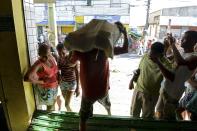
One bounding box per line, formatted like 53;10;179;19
57;53;141;116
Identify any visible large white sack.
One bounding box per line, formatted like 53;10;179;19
64;19;121;58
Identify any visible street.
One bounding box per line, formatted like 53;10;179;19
57;53;141;116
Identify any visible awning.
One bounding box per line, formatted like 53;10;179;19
129;31;142;40
36;20;75;26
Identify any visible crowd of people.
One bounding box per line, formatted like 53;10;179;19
129;31;197;121
128;36;155;56
25;21;197;131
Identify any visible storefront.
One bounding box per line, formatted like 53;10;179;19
36;20;75;35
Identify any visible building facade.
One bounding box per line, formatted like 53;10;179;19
148;6;197;40
35;0;130;38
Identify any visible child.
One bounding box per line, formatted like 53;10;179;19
56;43;80;112
25;44;58;111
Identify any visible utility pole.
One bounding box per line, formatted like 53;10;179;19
48;3;58;47
143;0;151;36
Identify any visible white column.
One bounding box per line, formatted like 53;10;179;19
48;3;58;47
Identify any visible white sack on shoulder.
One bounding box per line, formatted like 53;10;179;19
64;19;121;58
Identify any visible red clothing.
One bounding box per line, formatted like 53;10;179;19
147;41;152;49
72;49;109;101
35;57;58;88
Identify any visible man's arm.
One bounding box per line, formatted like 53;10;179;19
151;56;175;81
171;43;186;65
114;22;128;55
74;63;80;97
188;69;197;89
188;78;197;89
24;62;44;84
168;35;186;65
170;37;197;70
129;69;140;90
114;32;128;55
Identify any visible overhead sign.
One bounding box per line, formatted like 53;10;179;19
94;15;120;23
75;16;84;24
33;0;55;3
36;20;75;26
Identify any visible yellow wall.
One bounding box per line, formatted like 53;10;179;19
0;0;35;131
61;26;74;33
124;24;129;31
12;0;35;119
75;16;84;23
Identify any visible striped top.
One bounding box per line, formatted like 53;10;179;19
58;56;77;82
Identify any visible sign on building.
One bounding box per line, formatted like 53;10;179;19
34;0;55;3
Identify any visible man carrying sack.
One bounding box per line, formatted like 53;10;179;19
64;19;128;131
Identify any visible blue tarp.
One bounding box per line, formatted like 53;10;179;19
36;20;75;26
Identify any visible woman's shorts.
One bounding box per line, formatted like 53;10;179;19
60;81;77;93
179;91;195;108
186;92;197;114
35;85;58;106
